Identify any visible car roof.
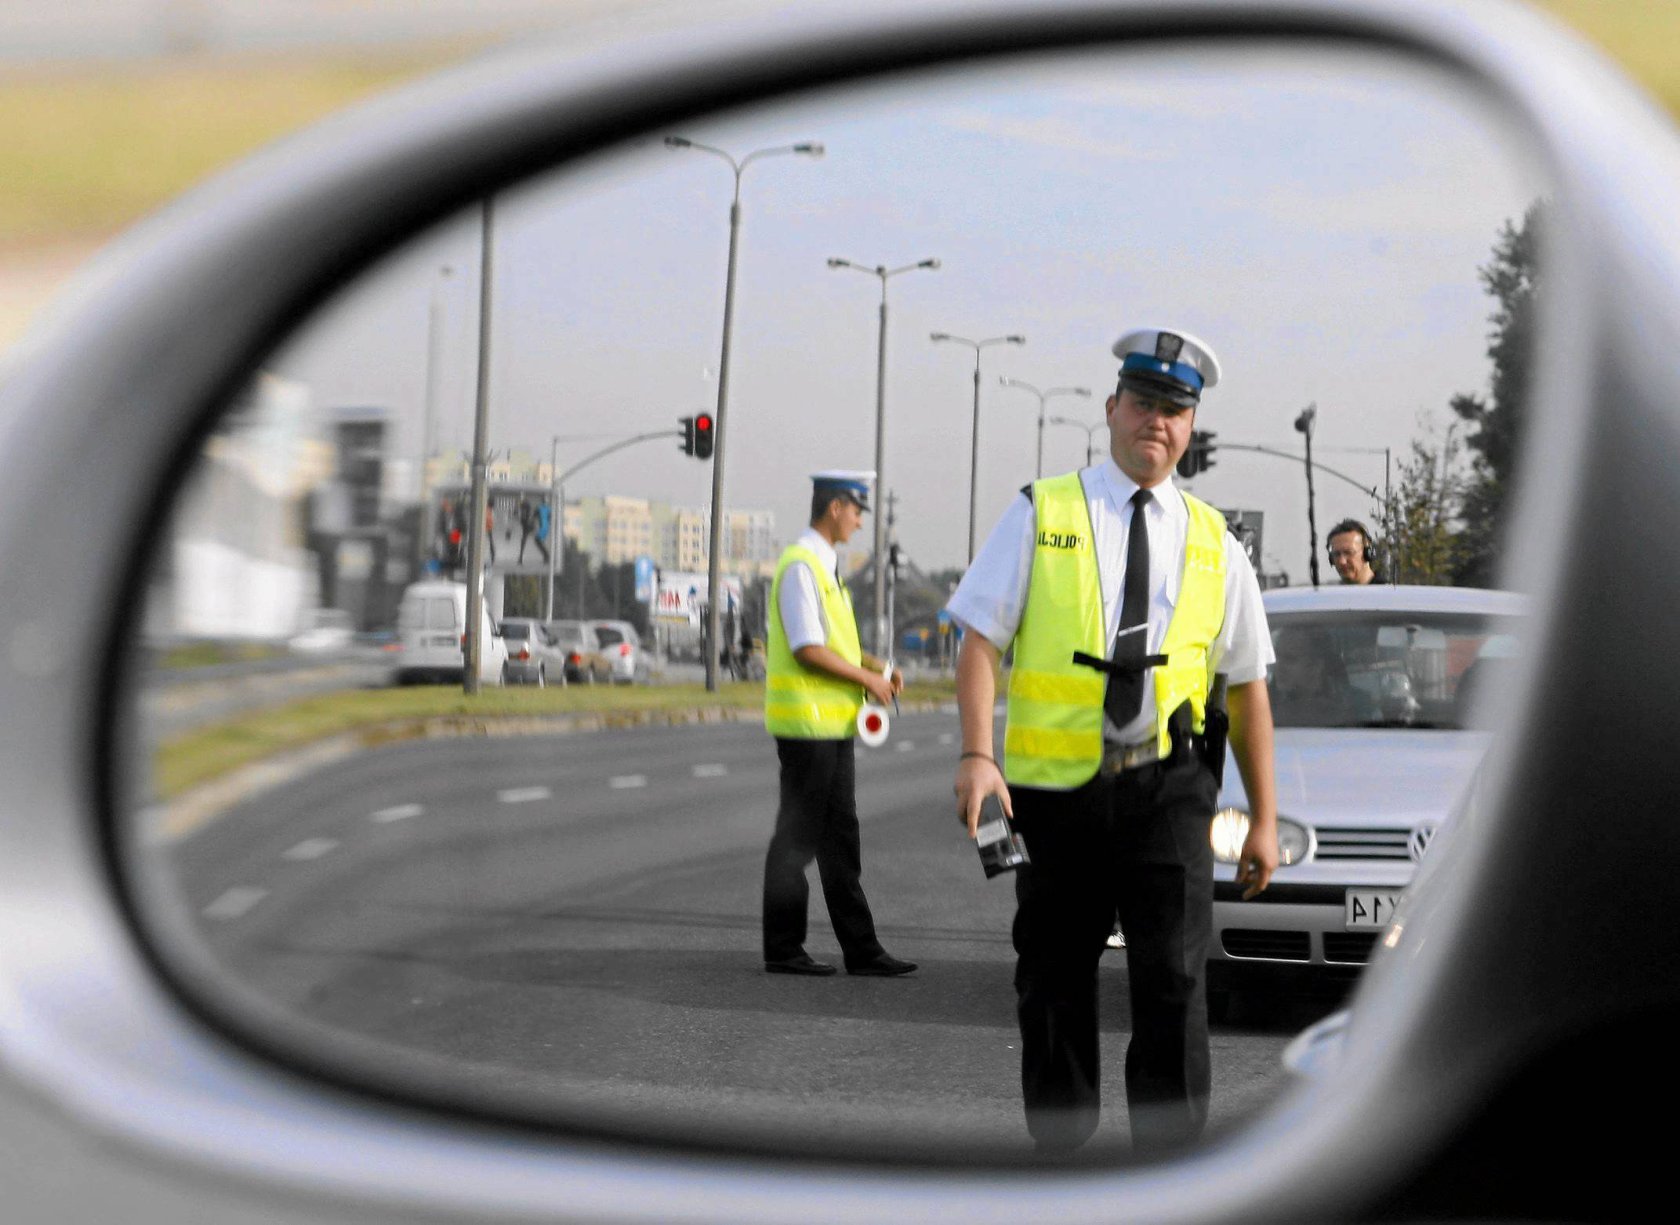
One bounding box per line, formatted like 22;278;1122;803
1262;583;1526;617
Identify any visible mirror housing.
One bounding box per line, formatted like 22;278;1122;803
0;1;1676;1220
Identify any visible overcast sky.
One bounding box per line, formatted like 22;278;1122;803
270;40;1546;580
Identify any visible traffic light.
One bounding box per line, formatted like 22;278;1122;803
1176;430;1218;478
693;412;715;460
679;415;696;456
1195;430;1216;474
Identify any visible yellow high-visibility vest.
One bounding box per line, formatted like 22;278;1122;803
765;543;863;738
1003;472;1227;788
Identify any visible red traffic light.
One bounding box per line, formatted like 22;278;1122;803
693;413;715;460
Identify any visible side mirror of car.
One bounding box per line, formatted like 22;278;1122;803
3;3;1679;1223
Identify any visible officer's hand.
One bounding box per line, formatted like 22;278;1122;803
862;673;895;707
954;755;1011;839
888;668;905;697
1236;824;1279;900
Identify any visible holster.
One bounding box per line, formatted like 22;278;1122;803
1197;674;1231;781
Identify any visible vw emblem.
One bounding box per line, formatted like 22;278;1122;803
1409;824;1438;862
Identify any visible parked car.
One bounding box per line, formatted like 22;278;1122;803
287;606;354;654
498;617;565;687
545;619;610;684
1207;584;1524;1015
590;619;650;684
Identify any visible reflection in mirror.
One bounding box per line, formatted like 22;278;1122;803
121;42;1546;1161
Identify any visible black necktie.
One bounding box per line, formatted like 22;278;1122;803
1104;488;1153;726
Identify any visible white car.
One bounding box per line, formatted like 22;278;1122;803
590;619;650;684
1208;584;1523;1012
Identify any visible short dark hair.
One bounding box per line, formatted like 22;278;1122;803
1327;519;1373;560
811;490;852;525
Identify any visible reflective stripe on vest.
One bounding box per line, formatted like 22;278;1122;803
1003;473;1227;789
765;544;863;738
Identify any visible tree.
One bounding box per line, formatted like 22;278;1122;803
1451;200;1544;586
1380;417;1464;585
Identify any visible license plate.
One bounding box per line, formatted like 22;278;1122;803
428;635;456;648
1344;889;1403;930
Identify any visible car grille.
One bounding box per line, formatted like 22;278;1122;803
1313;826;1413;860
1323;932;1379;964
1222;929;1310;961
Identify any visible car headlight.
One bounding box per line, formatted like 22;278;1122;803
1210;807;1311;866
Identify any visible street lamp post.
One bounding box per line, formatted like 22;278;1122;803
1047;414;1105;467
999;377;1091;479
1294;402;1320;588
930;332;1025;562
464;200;496;695
827;255;940;655
544;435;561;621
665;136;824;691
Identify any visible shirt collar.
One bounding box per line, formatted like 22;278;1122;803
797;527;839;573
1098;457;1183;519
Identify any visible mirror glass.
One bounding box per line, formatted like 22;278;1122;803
120;40;1546;1161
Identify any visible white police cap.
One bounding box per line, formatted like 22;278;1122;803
1112;327;1222;407
811;469;875;511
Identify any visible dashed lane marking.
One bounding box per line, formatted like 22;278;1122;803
372;803;423;823
609;775;648;790
203;887;268;920
896;741;916;752
693;764;728;778
938;733;955;746
282;838;339;861
498;786;552;804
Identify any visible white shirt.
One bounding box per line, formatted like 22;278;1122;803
778;528;840;652
946;460;1274;746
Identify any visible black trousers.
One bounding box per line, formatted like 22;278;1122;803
761;737;886;966
1010;756;1217;1153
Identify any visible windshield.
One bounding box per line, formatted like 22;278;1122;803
501;622;531;640
595;626;625;646
550;624;584;646
1267;609;1519;730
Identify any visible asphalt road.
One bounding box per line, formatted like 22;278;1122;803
146;710;1341;1162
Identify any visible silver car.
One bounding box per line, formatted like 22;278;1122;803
497;617;565;687
590;619;650;684
1208;584;1523;1014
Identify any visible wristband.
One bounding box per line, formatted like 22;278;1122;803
960;751;996;765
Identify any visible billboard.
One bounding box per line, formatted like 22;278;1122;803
654;570;742;626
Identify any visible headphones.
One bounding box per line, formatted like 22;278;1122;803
1326;519;1373;564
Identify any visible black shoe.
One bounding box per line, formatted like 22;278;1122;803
846;953;918;977
764;953;837;976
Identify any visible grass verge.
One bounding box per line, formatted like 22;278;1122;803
154;677;961;800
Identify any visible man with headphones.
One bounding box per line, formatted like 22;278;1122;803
1327;519;1384;585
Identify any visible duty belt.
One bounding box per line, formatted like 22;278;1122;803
1099;737;1162;775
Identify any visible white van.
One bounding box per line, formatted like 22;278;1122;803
395;579;505;684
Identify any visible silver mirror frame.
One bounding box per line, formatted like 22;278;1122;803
0;1;1673;1220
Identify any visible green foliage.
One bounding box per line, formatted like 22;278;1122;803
1450;201;1543;587
1380;419;1464;585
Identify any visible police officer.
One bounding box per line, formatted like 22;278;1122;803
761;470;917;978
948;328;1278;1154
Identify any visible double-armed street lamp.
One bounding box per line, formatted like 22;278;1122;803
998;377;1092;479
930;332;1025;562
664;135;824;690
1048;413;1106;467
828;255;940;654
